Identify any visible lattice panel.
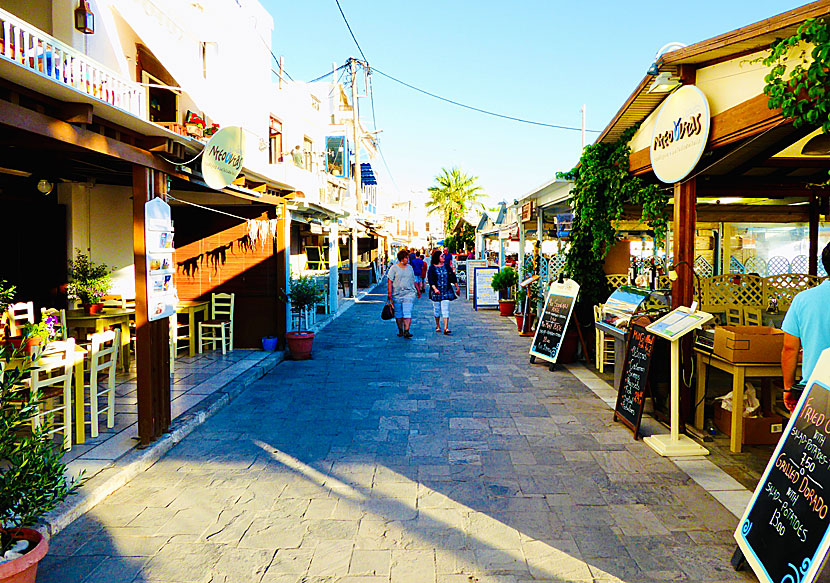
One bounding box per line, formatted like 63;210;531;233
694;256;713;278
820;263;828;278
702;274;764;310
764;273;823;311
607;274;627;289
730;256;745;274
549;254;567;275
523;256;534;277
538;256;549;286
743;256;766;277
791;255;808;274
767;256;791;276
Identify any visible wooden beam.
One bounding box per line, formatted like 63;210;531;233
133;165;154;447
672;178;696;309
57;102;93;124
0;98;179;175
810;193;819;275
696;204;810;223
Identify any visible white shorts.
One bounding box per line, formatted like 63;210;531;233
393;299;414;319
432;299;450;318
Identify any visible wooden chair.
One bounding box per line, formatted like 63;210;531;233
726;307;743;326
7;301;34;336
85;329;120;438
593;305;615;373
198;293;234;354
100;294;127;309
40;308;67;341
744;306;763;326
29;339;76;450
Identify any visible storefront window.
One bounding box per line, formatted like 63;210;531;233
727;223;830;275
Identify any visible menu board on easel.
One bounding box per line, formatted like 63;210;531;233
614;324;655;438
735;349;830;583
466;259;487;299
145;198;177;322
529;279;579;364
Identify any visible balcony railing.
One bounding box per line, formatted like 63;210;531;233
0;8;146;118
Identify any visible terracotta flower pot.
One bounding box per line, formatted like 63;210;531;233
498;300;515;316
83;303;104;315
285;331;315;360
0;528;49;583
515;314;524;332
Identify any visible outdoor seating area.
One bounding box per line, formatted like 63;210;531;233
1;291;239;453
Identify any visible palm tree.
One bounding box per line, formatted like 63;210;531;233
426;167;483;235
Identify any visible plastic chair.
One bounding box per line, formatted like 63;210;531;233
744;307;762;326
85;329;120;438
29;339;76;450
198;293;234;354
6;301;34;336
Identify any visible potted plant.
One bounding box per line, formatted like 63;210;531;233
0;280;17;341
282;275;325;360
514;281;540;335
490;267;519;316
66;251;112;314
0;344;81;582
13;317;58;358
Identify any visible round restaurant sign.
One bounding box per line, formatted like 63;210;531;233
649;85;710;184
201;126;245;190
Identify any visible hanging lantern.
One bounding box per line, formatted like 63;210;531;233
74;0;94;34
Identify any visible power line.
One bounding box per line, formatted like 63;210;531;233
334;0;368;63
372;67;601;132
308;64;348;83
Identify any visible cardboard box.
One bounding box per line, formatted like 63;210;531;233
714;403;784;445
713;325;784;363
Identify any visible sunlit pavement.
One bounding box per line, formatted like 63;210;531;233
38;286;754;583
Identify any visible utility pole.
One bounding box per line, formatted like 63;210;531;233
581;104;586;150
349;58;362;212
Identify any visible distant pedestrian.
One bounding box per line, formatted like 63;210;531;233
428;250;459;335
410;252;426;298
387;249;417;338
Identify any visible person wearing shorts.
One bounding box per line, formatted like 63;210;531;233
410;252;425;298
387;249;417;338
427;250;460;335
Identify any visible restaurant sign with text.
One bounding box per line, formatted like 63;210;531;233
202;126;246;190
649;85;710;184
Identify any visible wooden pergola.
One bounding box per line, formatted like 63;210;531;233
596;1;830;309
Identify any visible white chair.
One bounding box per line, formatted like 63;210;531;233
30;339;76;450
7;301;34;336
198;293;234;354
744;306;762;326
726;307;743;326
100;294;127;309
85;329;120;438
594;305;615;373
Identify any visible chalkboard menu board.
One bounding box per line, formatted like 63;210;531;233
735;378;830;583
613;325;655;438
529;280;579;364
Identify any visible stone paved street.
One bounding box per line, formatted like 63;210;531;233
38;285;754;583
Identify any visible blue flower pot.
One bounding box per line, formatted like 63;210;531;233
261;336;278;351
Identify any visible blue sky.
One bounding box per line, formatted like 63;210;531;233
262;0;806;207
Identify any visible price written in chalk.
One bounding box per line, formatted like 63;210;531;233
737;380;830;583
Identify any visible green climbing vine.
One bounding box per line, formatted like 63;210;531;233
556;124;669;308
763;17;830;136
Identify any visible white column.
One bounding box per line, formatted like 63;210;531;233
328;222;339;313
537;208;543;255
351;228;358;298
499;237;505;269
283;207;293;331
518;221;526;277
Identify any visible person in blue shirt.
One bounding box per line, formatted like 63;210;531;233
781;242;830;411
410;252;425;298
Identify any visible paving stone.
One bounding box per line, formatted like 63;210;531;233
38;290;757;583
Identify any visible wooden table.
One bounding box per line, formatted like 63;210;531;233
694;347;799;453
66;309;133;372
177;301;209;357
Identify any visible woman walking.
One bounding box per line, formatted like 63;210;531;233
387;249;417;338
428;250;460;335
